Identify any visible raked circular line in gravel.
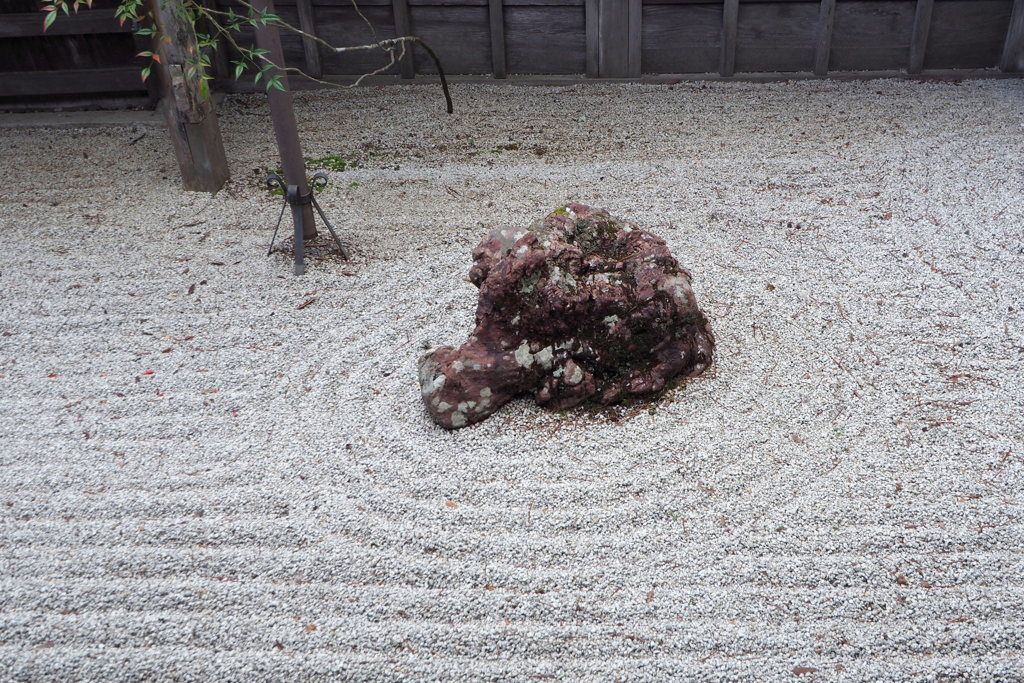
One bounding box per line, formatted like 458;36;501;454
1;79;1023;681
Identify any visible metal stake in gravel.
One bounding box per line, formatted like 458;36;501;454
267;172;348;275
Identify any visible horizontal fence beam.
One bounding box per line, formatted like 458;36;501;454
0;68;143;98
260;0;584;5
263;0;825;4
0;9;129;38
212;69;1024;94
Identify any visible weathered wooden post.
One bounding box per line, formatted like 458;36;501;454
146;0;229;192
251;0;317;241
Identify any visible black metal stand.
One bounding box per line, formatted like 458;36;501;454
267;171;349;275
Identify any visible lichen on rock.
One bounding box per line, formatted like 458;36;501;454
419;204;715;429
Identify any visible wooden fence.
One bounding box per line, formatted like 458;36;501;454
2;0;1023;105
0;0;153;106
229;0;1024;82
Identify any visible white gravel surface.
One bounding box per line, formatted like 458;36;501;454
1;79;1023;681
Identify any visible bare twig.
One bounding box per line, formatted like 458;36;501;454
195;0;453;113
350;0;379;44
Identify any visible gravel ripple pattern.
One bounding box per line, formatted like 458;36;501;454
1;79;1023;681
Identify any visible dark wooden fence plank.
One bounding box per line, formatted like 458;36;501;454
489;0;507;77
736;2;819;72
925;0;1013;69
393;0;416;77
830;1;915;73
506;4;585;73
598;0;630;76
408;4;491;73
585;0;598;76
0;9;129;38
0;67;141;96
308;4;400;75
642;3;719;74
813;0;836;75
296;0;323;78
1001;0;1024;71
721;0;738;76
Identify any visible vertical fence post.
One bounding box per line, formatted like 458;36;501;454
146;0;229;192
627;0;642;77
1001;0;1024;72
489;0;506;78
585;0;599;77
907;0;933;74
813;0;836;76
296;0;323;79
392;0;415;78
720;0;738;76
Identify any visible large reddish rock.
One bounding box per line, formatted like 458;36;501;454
419;204;714;429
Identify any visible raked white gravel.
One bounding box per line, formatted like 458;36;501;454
1;79;1023;681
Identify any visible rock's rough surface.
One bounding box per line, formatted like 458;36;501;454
419;204;715;428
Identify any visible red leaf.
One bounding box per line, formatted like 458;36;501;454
141;370;154;376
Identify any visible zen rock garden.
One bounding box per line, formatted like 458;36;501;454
418;204;715;429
